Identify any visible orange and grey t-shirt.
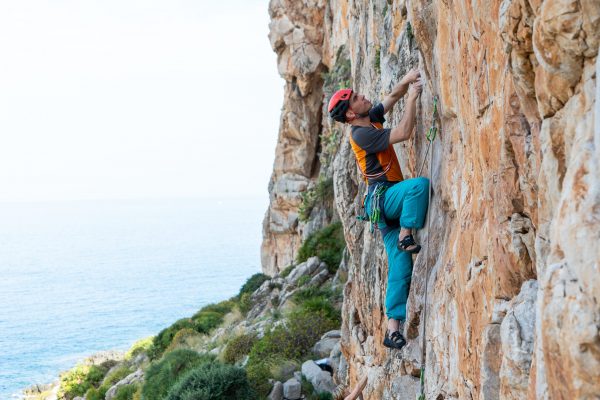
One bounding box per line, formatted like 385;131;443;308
349;103;403;185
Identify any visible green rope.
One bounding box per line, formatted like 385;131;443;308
417;96;439;177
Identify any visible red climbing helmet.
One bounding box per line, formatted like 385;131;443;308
328;88;353;122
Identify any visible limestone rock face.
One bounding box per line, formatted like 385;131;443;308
261;0;329;276
263;0;600;398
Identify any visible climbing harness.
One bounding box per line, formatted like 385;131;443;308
357;181;399;237
418;96;439;400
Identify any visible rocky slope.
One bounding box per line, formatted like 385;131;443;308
263;0;599;398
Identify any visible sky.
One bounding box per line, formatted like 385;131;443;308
0;0;283;202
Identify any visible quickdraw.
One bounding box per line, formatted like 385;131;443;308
368;184;387;233
356;183;391;234
417;96;439;177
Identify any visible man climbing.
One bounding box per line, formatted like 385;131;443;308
328;68;429;350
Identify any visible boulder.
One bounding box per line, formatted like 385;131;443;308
313;336;340;358
105;369;143;400
283;378;301;400
321;330;341;340
286;257;321;285
308;269;329;287
267;381;283;400
301;360;336;393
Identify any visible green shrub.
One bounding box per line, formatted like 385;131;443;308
245;360;272;398
297;222;345;273
125;336;154;360
298;176;334;223
57;363;108;400
238;273;270;298
193;300;234;319
271;295;280;307
319;129;341;169
406;21;414;41
279;265;295;278
165;363;257;400
248;309;338;364
165;328;204;353
322;46;352;98
85;387;102;400
149;318;197;359
222;333;257;364
297;275;311;287
293;284;342;305
301;376;315;397
299;297;341;325
142;349;214;400
245;308;338;397
238;292;253;315
193;311;223;334
302;376;334;400
85;364;134;400
113;383;139;400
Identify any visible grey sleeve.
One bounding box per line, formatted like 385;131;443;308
352;127;391;153
369;103;386;123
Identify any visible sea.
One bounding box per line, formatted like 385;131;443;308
0;197;267;398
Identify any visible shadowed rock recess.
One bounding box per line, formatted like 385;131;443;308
262;0;599;399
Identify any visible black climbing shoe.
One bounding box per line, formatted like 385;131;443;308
383;330;406;350
397;234;421;254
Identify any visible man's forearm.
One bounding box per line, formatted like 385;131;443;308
382;81;410;113
389;81;410;101
389;96;418;144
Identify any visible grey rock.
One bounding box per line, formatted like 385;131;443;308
322;330;341;340
329;342;342;373
283;378;302;400
331;248;350;288
312;337;340;358
287;257;321;285
500;280;537;398
333;347;349;386
268;381;284;400
240;355;250;368
492;299;510;324
308;269;329;287
105;369;143;400
301;360;336;393
384;375;420;400
294;371;302;382
480;324;501;400
132;352;149;368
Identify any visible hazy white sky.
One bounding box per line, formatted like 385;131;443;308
0;0;283;201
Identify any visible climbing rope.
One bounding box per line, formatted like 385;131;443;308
418;96;438;400
417;96;438;177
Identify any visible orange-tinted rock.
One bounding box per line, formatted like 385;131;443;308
263;0;599;397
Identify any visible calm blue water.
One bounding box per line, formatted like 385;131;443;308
0;198;266;398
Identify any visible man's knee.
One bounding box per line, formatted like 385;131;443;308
414;176;429;191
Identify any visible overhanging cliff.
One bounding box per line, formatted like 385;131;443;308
262;0;599;398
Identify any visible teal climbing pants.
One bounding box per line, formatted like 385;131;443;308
365;177;429;321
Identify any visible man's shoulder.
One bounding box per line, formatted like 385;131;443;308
369;103;385;123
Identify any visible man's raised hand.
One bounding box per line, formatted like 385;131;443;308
408;78;423;99
401;68;421;85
